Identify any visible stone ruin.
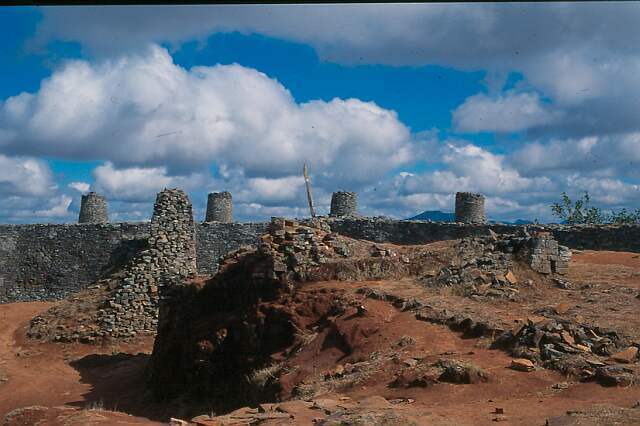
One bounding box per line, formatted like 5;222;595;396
527;231;571;274
98;189;197;337
424;228;572;299
454;192;486;224
29;188;197;341
330;191;358;217
78;192;108;224
206;191;233;223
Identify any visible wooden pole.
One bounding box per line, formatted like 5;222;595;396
303;162;316;218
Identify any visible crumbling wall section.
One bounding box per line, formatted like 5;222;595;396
525;232;572;274
97;189;197;337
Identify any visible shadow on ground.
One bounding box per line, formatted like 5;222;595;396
68;352;171;422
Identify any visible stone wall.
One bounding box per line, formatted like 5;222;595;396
0;221;266;304
0;223;149;302
4;216;640;303
196;222;269;274
324;217;640;253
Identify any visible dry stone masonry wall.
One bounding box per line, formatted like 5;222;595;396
3;216;640;304
97;189;197;338
0;223;149;303
196;221;269;274
205;191;233;223
454;192;486;224
78;192;109;224
330;191;358;217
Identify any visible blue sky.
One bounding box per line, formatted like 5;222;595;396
1;4;640;223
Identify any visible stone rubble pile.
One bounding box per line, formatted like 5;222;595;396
390;358;489;388
176;395;412;426
423;230;571;299
217;217;358;287
495;316;639;386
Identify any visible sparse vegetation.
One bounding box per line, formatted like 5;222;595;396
84;399;107;412
246;363;284;389
551;192;640;224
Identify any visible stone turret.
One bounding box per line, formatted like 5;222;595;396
330;191;358;217
78;192;108;224
205;191;233;223
455;192;486;224
151;188;198;286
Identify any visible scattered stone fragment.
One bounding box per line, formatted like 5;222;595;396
596;366;635;387
511;358;536;372
554;303;572;315
437;359;489;384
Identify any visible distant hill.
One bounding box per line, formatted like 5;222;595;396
407;210;533;225
407;210;455;222
500;218;534;225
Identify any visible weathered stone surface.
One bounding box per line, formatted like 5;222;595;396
99;189;198;338
421;231;571;299
455;192;486;224
4;215;640;303
78;192;108;224
330;191;358;217
596;366;635;387
611;347;639;364
510;358;535;372
205;191;233;223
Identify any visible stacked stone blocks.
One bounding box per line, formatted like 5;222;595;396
206;191;233;223
455;192;486;224
97;189;197;338
330;191;358;217
529;232;571;275
78;192;109;224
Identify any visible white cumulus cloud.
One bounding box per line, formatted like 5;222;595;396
0;45;411;188
68;181;90;193
92;162;210;202
0;154;55;197
453;92;559;133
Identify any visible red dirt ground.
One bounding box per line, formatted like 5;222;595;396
0;302;162;424
2;249;640;425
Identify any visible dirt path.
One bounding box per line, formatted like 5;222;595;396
0;302;161;424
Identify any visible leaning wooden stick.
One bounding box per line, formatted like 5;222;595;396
303;162;316;218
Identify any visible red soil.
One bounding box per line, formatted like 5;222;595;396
0;302;161;424
2;249;640;425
